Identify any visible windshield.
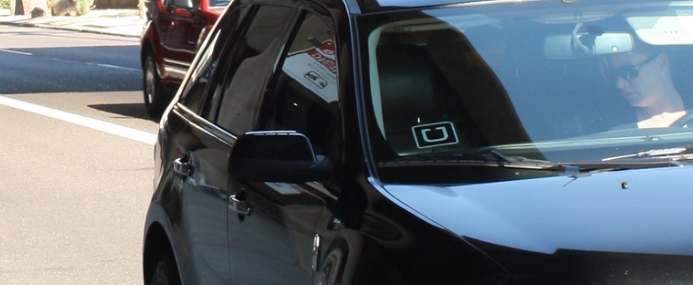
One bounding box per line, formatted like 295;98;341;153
357;0;693;183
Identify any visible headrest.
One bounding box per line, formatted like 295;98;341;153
376;44;437;121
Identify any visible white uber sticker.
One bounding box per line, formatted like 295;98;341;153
412;121;459;149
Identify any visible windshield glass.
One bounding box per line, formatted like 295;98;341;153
358;0;693;183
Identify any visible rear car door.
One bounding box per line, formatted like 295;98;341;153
224;5;343;284
162;4;250;284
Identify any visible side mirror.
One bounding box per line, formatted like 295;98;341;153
544;32;634;58
228;131;333;183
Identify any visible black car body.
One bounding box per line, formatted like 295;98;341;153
142;0;693;284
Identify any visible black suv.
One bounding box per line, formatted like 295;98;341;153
143;0;693;284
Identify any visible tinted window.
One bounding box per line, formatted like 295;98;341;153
261;12;338;155
215;5;296;135
180;6;249;115
180;31;220;113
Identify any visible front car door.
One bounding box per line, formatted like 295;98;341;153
194;3;301;283
224;4;343;284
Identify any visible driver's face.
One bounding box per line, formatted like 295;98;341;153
607;51;666;108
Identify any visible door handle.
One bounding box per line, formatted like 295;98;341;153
173;158;192;177
229;194;252;216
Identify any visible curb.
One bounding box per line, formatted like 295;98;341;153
0;17;142;39
0;9;146;38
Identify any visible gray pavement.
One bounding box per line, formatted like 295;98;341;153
0;8;145;38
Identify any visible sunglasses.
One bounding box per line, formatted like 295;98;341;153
605;53;660;84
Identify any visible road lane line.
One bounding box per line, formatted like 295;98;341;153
45;59;140;72
94;63;140;72
0;48;32;56
0;96;156;145
0;46;137;71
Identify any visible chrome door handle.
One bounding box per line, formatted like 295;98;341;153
173;158;192;177
229;194;252;216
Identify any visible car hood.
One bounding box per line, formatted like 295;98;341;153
383;165;693;256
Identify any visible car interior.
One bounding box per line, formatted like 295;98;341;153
370;12;693;158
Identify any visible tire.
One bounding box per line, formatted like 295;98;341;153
143;53;170;118
150;254;181;285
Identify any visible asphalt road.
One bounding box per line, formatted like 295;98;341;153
0;25;157;284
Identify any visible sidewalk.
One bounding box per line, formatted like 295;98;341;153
0;8;145;38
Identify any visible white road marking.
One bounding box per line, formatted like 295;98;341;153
93;63;140;72
0;47;138;71
0;96;157;145
46;58;139;72
0;48;32;56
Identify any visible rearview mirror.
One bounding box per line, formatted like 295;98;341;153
544;32;634;58
228;131;333;183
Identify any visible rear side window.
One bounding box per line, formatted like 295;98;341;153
179;31;221;114
180;6;250;115
261;11;339;155
215;5;297;135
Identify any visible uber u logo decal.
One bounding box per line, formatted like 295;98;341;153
412;122;459;149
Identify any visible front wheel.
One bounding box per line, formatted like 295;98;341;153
143;54;170;118
150;254;181;285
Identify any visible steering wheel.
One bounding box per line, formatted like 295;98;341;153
670;111;693;128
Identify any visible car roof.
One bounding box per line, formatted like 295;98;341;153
350;0;548;14
255;0;550;15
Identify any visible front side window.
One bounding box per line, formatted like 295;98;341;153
215;5;296;135
261;11;339;155
358;0;693;183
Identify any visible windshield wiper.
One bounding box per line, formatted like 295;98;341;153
602;145;693;162
382;148;683;173
382;149;568;170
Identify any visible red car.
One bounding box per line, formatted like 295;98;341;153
140;0;229;117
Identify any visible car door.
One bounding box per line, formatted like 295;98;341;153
162;0;201;82
225;6;343;284
153;0;174;52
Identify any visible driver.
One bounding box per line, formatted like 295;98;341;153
600;44;687;128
